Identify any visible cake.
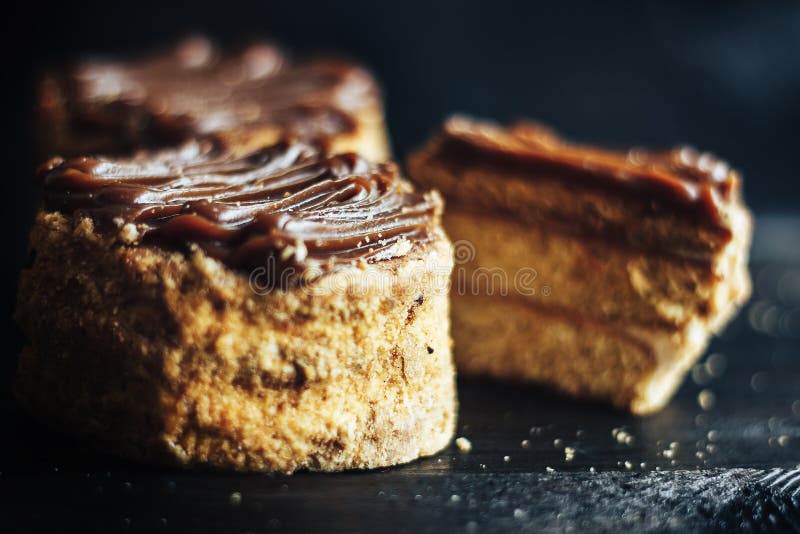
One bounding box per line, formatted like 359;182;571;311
408;116;752;414
37;36;389;161
16;137;455;472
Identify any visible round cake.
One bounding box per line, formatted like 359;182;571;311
16;138;455;472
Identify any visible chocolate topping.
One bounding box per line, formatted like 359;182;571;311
438;116;738;231
44;37;378;151
40;139;442;281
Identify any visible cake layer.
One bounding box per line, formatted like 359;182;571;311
452;294;714;414
16;211;455;471
408;116;748;261
445;209;751;330
38;37;389;160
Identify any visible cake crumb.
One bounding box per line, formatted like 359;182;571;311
455;437;472;453
119;223;140;244
614;429;634;445
293;239;308;262
697;389;716;411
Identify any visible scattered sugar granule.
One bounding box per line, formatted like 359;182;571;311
455;437;472;453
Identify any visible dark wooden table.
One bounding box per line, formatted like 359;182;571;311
2;216;799;533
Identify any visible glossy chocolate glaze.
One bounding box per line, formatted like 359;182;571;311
438;116;738;232
40;138;441;281
41;37;378;151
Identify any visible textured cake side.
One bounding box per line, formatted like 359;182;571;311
16;212;455;472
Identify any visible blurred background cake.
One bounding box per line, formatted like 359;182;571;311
410;116;752;413
37;36;389;161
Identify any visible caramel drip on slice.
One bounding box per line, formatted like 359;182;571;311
440;116;738;230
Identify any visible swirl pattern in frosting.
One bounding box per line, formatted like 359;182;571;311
40;138;442;281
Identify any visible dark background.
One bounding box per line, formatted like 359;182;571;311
4;3;800;531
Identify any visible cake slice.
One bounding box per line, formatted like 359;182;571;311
37;36;389;161
16;137;454;472
408;116;752;414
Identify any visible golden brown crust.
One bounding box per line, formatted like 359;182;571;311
16;211;455;471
